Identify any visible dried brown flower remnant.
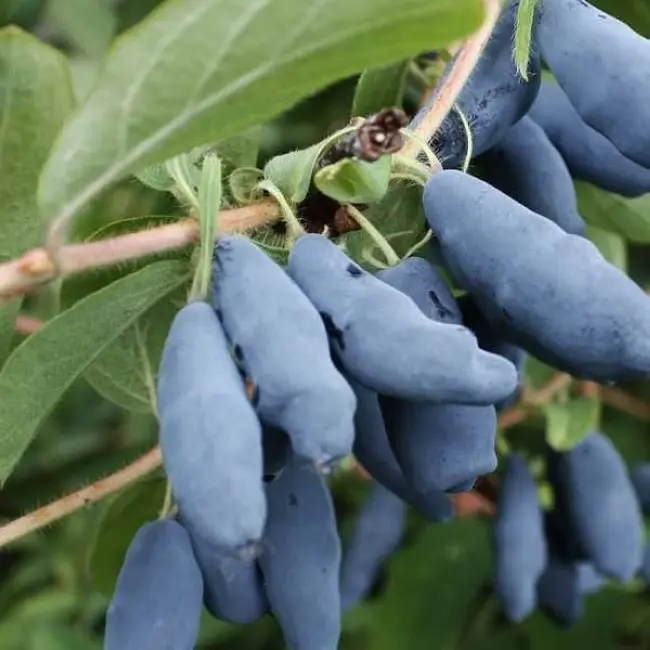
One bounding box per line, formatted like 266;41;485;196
354;108;409;162
322;108;409;166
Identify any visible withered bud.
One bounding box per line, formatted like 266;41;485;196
352;107;409;162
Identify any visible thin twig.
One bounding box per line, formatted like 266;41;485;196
0;447;162;548
452;491;495;518
402;0;502;159
599;387;650;422
578;380;600;399
498;406;529;429
0;200;279;301
522;373;572;406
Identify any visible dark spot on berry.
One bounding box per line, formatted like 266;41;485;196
263;473;277;484
319;311;346;350
346;263;363;277
289;493;298;506
428;290;456;321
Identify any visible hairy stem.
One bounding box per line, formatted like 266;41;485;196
599;386;650;422
0;447;162;549
523;373;572;406
401;0;503;159
0;200;279;301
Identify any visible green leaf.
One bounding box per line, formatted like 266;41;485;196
576;181;650;243
524;356;557;389
28;627;101;650
369;518;491;650
0;27;74;365
134;162;175;192
215;127;261;176
585;224;627;272
543;396;601;451
89;476;167;597
513;0;539;80
84;290;184;413
467;629;525;650
351;60;409;117
0;260;190;484
38;0;483;227
263;143;324;204
190;154;222;300
229;167;265;204
44;0;117;58
314;156;391;204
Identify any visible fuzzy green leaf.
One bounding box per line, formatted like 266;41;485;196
44;0;116;58
263;143;324;204
84;291;185;413
351;60;409;118
0;27;74;366
543;396;601;451
0;261;189;484
314;156;391;204
513;0;539;81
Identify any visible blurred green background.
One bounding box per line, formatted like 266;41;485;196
1;0;650;648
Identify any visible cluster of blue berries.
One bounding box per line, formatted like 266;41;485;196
103;0;650;646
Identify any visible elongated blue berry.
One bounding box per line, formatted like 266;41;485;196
158;301;265;552
537;558;583;627
549;432;643;582
478;115;585;235
538;0;650;168
258;454;341;650
348;374;453;522
186;522;268;624
576;562;604;595
287;234;518;405
213;235;356;465
423;170;650;382
105;520;203;650
381;395;497;494
340;481;406;611
493;454;547;622
529;81;650;197
378;259;498;492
